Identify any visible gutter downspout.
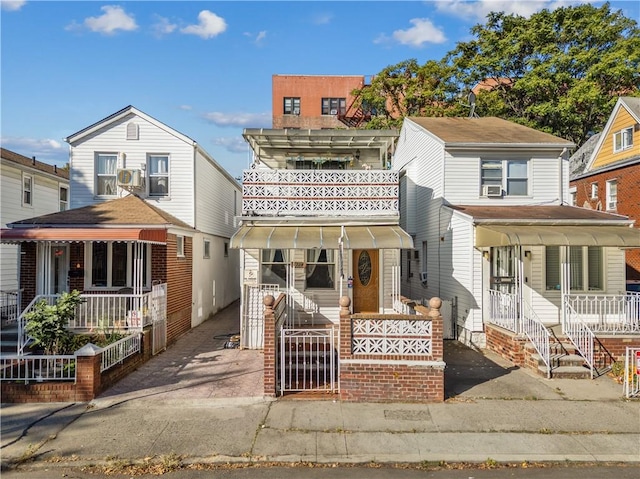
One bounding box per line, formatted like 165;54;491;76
559;147;568;205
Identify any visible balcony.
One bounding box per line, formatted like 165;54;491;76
242;169;399;217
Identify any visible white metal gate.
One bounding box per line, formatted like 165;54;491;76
278;327;338;395
242;284;279;349
624;347;640;399
151;283;167;355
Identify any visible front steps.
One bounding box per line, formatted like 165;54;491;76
0;320;19;355
526;339;592;379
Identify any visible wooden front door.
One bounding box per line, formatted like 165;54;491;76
352;249;379;313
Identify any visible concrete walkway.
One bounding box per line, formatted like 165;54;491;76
1;300;639;471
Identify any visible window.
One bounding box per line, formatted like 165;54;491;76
22;174;32;206
481;159;528;196
224;242;229;257
306;249;335;289
96;154;118;196
262;249;288;287
569;187;577;206
606;179;617;210
406;250;412;280
284;97;300;115
59;186;68;211
321;98;346;116
126;122;139;140
590;183;598;199
176;235;185;257
203;239;211;259
148;155;169;196
545;246;603;291
88;242;149;288
613;127;633;153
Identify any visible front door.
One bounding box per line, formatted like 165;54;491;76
352;249;379;313
51;244;69;294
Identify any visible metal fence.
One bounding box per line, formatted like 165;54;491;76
624;347;640;399
0;355;76;383
100;333;142;372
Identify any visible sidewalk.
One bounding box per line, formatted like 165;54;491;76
2;301;639;470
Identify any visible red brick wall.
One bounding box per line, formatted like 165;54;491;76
19;242;37;309
596;336;640;364
338;299;445;403
485;324;527;367
69;242;85;292
164;234;193;344
272;75;365;129
571;163;640;280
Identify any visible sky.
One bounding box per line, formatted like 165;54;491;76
1;0;638;180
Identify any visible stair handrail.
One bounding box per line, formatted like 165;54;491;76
521;301;551;378
16;294;59;355
563;298;595;379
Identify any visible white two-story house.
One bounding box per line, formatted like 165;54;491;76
393;116;640;378
230;128;413;349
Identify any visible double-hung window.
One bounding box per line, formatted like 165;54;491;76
284;97;300;115
606;179;617;210
96;154;118;196
148;155;169;197
306;249;335;289
481;159;528;196
321;98;346;116
89;242;149;288
261;249;288;288
613;127;633;153
22;174;33;206
545;246;603;291
59;186;68;211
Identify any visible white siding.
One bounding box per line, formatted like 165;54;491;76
69;112;196;226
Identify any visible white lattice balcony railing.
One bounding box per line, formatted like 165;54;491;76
242;169;399;216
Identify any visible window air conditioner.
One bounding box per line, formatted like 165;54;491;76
482;185;502;197
292;108;300;115
419;272;428;283
330;109;338;115
117;168;141;187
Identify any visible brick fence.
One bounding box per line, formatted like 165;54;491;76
1;329;153;403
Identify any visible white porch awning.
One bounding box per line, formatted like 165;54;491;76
475;224;640;247
230;225;414;249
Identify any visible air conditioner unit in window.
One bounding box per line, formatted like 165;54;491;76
292;108;300;115
117;168;141;187
482;185;503;197
419;272;428;283
330;109;338;115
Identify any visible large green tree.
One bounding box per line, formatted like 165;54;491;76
358;2;639;145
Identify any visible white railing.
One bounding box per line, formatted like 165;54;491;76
287;291;317;327
242;169;399;216
487;289;519;332
351;317;432;355
16;295;58;354
0;289;21;322
521;301;551;378
72;293;151;331
100;333;142;372
623;347;640;399
0;355;75;383
563;301;595;379
564;293;640;334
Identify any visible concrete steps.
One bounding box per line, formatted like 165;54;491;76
525;336;592;379
0;321;19;354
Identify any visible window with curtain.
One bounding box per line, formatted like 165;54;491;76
96;154;117;196
545;246;603;291
283;97;300;115
148;155;169;196
321;98;346;115
89;243;148;288
261;249;288;287
305;249;334;289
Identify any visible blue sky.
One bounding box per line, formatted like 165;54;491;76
1;1;638;180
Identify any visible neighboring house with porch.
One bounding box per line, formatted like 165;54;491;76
569;96;640;284
393;116;640;378
0;148;69;313
63;105;241;326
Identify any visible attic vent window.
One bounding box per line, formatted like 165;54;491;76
126;122;139;140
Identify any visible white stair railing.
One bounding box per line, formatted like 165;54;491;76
563;299;595;379
521;301;551;378
487;289;519;333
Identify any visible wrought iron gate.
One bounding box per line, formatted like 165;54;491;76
242;284;279;349
278;326;338;395
151;283;167;355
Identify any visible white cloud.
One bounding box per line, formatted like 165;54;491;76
67;5;137;35
202;112;271;128
435;0;587;20
179;105;192;111
1;0;26;12
151;15;177;37
312;12;333;25
1;136;68;166
391;18;447;47
181;10;227;39
255;31;267;43
212;136;250;154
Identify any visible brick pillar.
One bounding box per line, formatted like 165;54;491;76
263;295;276;398
428;297;443;362
338;296;352;359
75;343;102;402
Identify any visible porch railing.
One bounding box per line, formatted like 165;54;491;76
564;293;640;334
0;354;76;383
0;289;22;323
521;301;551;378
100;333;142;372
563;301;596;379
487;289;519;332
242;169;399;216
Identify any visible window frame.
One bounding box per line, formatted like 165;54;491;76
203;239;211;259
85;242;151;289
283;97;301;115
176;235;185;257
613;127;633;153
605;179;617;211
590;183;598;199
305;249;336;290
59;185;68;211
545;246;603;292
321;97;346;116
22;173;33;206
147;154;170;197
95;153;118;197
261;249;288;288
480;159;529;196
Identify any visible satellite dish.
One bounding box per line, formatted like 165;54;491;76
467;91;478;118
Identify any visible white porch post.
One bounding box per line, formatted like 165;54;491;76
517;245;524;333
560;246;570;330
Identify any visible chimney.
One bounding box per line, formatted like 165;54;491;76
32;156;36;165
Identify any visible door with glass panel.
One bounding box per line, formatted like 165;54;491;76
352;249;379;313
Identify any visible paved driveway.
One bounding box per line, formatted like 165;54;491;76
94;300;265;406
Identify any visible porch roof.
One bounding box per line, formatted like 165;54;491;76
0;227;167;244
475;224;640;247
230;225;413;249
